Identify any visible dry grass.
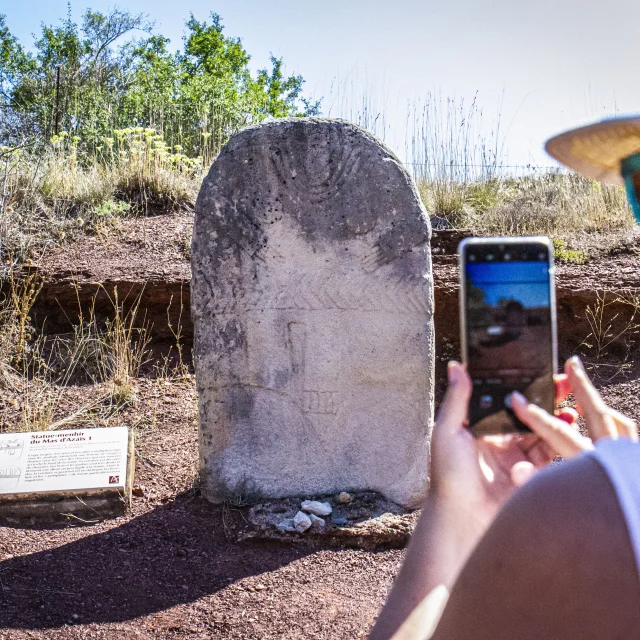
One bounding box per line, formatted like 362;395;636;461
1;99;636;433
478;173;631;236
1;129;202;261
578;289;640;381
581;290;640;360
396;93;632;238
417;172;633;237
0;267;152;433
1;98;637;263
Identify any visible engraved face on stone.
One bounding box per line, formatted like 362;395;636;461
192;118;434;508
0;439;23;459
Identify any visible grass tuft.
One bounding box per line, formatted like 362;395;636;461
417;172;633;237
0;268;151;432
552;239;590;264
2;129;201;261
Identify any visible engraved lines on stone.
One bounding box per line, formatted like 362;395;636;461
358;240;429;273
211;194;268;262
270;144;362;204
210;274;431;315
359;245;388;273
302;391;339;415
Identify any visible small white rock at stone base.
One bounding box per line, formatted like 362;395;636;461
336;492;353;504
276;519;296;533
293;511;312;533
301;500;332;517
309;513;326;530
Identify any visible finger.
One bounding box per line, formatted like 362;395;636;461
609;408;639;441
510;391;594;458
565;356;617;440
511;460;538;487
524;438;556;467
436;361;472;435
558;362;634;439
556;408;579;426
554;373;571;406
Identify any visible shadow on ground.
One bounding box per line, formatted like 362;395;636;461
0;494;314;630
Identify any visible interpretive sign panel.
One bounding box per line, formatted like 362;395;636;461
0;427;133;525
0;427;129;494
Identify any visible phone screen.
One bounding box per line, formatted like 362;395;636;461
462;240;556;435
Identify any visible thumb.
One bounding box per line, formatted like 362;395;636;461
511;461;537;487
436;362;472;434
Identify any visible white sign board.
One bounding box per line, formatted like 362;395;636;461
0;427;129;495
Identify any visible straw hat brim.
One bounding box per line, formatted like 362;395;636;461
545;116;640;185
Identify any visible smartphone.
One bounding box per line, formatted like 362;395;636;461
458;237;557;435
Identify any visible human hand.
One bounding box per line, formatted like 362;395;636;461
510;355;638;455
371;358;638;640
430;360;580;534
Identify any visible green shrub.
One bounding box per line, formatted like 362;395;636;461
552;239;590;264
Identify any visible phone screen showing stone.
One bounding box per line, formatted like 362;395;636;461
458;237;557;435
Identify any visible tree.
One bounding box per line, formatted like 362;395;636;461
0;8;320;154
0;15;37;142
251;55;320;119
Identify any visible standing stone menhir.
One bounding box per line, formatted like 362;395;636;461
192;118;434;508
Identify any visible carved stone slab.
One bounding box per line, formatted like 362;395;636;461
192;118;434;508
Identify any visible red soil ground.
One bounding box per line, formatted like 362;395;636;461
1;215;639;638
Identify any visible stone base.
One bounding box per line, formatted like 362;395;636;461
237;492;417;550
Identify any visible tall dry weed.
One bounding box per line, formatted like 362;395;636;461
478;173;631;236
0;272;151;432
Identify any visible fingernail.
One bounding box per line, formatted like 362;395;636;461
568;355;583;372
557;409;578;425
511;461;536;487
510;391;527;408
448;361;463;384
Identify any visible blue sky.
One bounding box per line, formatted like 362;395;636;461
5;1;640;168
470;283;550;308
467;262;550;308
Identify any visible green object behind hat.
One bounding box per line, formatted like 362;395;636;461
545;116;640;185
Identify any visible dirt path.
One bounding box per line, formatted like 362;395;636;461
0;377;401;639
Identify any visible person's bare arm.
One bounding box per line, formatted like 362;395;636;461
368;490;482;640
370;356;635;640
370;362;572;640
433;453;640;640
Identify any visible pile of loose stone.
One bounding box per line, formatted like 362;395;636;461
277;492;354;533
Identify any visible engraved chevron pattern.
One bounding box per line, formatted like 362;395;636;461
210;273;432;315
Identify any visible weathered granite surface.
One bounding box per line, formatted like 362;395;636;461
192;118;434;507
